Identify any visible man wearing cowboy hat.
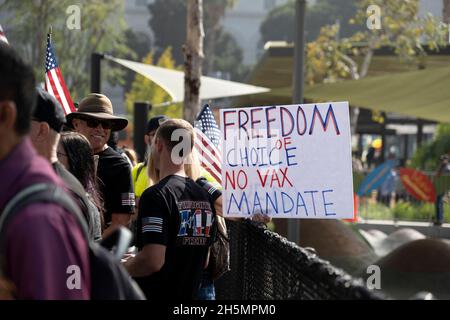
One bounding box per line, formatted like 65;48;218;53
67;93;135;237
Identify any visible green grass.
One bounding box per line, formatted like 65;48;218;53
359;201;450;223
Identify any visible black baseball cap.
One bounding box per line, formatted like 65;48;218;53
146;115;169;134
33;87;66;133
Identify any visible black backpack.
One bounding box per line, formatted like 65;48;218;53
0;183;145;300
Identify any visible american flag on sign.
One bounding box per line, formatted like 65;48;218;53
0;24;9;44
44;33;75;115
194;105;222;184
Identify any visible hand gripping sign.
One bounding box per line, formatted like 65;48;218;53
220;102;354;219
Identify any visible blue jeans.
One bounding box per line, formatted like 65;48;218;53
197;278;215;300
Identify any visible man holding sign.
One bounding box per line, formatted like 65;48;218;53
220;102;354;220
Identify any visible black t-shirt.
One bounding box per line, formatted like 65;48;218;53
135;175;216;300
96;147;135;224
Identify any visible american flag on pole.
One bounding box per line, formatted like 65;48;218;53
194;105;222;184
45;32;76;115
0;24;9;44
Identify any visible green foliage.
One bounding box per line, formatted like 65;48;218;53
350;0;449;64
206;27;251;81
261;0;449;85
148;0;246;80
411;124;450;171
148;0;186;64
123;29;152;93
437;123;450;136
260;0;361;45
1;0;131;100
125;30;152;62
305;24;354;85
259;0;296;44
125;47;182;119
361;201;450;223
391;201;434;221
360;202;392;220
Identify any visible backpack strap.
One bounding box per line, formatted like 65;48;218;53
0;183;89;276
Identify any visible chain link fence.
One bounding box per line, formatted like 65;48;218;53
215;220;384;300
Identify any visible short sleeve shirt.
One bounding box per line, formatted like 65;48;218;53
96;147;135;224
134;175;216;300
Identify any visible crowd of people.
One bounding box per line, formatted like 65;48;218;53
0;40;271;300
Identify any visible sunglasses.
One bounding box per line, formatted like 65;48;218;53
80;117;113;130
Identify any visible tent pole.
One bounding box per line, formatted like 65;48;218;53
133;102;151;163
91;52;104;93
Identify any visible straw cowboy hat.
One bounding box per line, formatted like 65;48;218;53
66;93;128;131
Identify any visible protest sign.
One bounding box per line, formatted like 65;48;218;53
220;102;354;219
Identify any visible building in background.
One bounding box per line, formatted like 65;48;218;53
222;0;288;66
103;0;154;117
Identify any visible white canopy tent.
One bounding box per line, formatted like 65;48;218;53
106;55;270;104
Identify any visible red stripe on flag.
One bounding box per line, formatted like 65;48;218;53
197;142;222;172
46;69;71;115
54;68;75;113
203;166;221;184
195;141;222;184
195;143;221;173
199;161;222;184
195;129;222;161
46;71;62;109
195;141;221;175
199;134;222;163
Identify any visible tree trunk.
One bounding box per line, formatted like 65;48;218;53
349;40;374;136
339;53;359;80
444;0;450;23
340;53;360;136
359;47;374;79
183;0;204;123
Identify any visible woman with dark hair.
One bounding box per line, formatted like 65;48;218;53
58;131;104;240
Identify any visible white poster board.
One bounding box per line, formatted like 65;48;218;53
220;102;354;219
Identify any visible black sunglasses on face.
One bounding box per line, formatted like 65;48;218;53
81;117;113;130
